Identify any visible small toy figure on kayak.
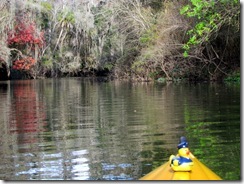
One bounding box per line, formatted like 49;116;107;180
169;136;194;172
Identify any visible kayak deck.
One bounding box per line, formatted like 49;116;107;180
140;154;222;180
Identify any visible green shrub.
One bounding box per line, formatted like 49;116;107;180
224;72;240;82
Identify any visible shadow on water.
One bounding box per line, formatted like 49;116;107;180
183;83;240;180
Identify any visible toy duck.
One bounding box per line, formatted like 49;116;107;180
169;136;194;172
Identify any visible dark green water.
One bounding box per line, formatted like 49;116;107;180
0;78;240;180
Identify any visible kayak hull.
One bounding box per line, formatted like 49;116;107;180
140;154;222;180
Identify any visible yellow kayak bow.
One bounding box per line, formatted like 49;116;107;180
140;154;222;180
140;153;222;180
140;137;222;180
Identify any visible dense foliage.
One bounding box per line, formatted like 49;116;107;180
0;0;240;81
180;0;240;81
7;19;44;73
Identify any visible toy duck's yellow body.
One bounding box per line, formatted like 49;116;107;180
169;137;194;172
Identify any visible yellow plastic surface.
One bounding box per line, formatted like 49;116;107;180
140;153;222;180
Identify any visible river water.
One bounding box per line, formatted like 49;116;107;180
0;78;240;180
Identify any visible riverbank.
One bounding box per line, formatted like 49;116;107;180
0;1;240;83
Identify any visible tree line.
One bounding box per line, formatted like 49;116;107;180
0;0;240;81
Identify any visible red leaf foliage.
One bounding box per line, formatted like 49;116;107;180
12;57;36;71
7;21;45;47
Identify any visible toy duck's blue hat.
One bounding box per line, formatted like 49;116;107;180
177;136;189;149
